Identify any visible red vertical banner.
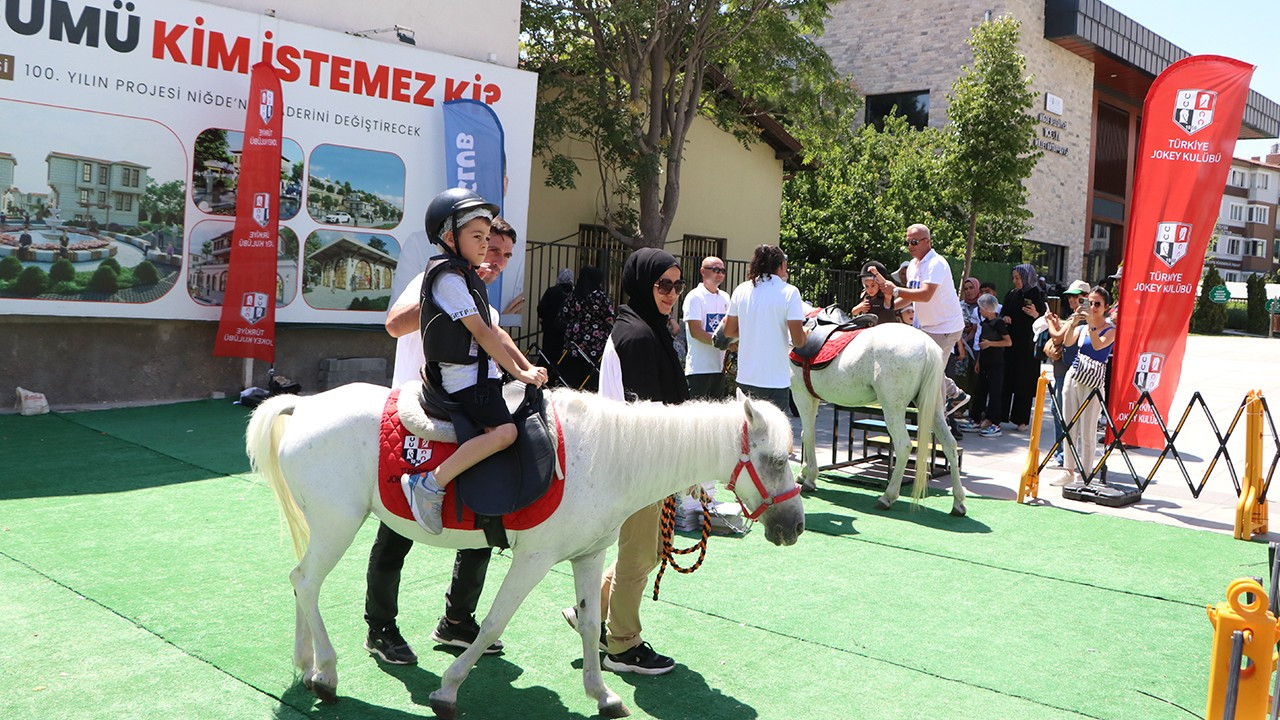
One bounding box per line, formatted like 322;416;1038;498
214;62;284;363
1110;56;1253;449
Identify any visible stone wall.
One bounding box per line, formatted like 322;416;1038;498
820;0;1093;282
0;316;394;410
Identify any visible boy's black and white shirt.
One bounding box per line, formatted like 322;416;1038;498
430;271;501;393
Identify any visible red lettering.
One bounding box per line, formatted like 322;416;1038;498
152;20;187;63
276;45;301;82
353;61;388;99
444;77;468;102
329;55;351;92
413;72;435;107
484;83;501;104
391;67;411;103
191;23;205;68
207;32;250;74
301;49;329;86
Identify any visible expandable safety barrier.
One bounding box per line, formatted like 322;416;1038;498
1018;372;1278;540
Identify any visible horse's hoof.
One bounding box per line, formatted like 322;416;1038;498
310;680;338;705
600;701;631;718
874;498;892;511
950;506;967;517
430;698;458;720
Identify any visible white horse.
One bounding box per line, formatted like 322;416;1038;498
790;323;965;516
245;383;804;720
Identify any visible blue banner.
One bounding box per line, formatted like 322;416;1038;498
443;100;508;308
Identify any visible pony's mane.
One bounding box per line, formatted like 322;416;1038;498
547;389;793;486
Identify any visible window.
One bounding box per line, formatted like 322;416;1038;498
82;162;92;182
1229;168;1248;187
865;90;930;130
1255;173;1271;190
122;195;132;212
99;166;109;185
98;191;106;205
78;188;90;205
124;168;140;187
1247;239;1267;257
115;194;123;211
1248;205;1270;225
1229;203;1246;223
1094;104;1130;197
1227;238;1241;255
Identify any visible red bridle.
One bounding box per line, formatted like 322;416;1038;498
726;421;802;520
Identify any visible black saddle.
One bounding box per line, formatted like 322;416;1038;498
417;381;556;519
793;304;878;361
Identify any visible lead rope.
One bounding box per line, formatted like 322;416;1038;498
651;488;712;601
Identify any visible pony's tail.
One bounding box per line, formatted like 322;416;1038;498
911;342;945;505
245;394;309;560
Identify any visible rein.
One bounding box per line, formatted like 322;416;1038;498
651;420;801;601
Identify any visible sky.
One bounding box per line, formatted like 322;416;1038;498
1104;0;1280;160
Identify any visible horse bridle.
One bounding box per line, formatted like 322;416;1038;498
726;421;802;520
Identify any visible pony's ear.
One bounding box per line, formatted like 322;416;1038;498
735;388;748;403
741;393;757;426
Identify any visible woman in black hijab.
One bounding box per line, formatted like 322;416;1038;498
583;247;685;676
604;248;690;404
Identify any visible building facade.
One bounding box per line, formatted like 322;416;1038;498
1211;151;1279;281
46;152;149;227
820;0;1280;285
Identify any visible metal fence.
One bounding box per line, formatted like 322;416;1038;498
515;232;865;348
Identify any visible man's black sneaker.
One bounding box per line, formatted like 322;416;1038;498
365;623;418;665
603;642;675;676
430;616;504;654
945;391;971;417
560;606;608;652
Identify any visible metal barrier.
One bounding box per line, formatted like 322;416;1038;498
1018;371;1279;540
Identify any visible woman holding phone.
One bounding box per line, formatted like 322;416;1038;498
1000;264;1047;431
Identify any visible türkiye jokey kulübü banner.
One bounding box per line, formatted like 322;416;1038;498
1109;55;1253;449
0;0;536;324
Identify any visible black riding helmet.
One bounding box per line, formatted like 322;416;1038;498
424;188;500;255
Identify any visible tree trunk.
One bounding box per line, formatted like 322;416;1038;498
963;207;977;286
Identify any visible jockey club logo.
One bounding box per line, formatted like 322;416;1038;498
1154;221;1191;268
259;89;275;124
252;192;271;228
402;436;433;467
1173;89;1215;135
240;292;269;325
1133;352;1165;393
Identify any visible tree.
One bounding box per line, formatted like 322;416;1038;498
141;179;186;229
367;237;388;253
523;0;856;248
1190;264;1227;334
944;15;1041;281
194;129;233;172
1246;273;1268;334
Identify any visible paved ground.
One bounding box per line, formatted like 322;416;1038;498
796;333;1280;541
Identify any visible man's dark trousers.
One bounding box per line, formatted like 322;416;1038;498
365;522;492;627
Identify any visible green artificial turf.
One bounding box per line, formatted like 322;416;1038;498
0;401;1267;719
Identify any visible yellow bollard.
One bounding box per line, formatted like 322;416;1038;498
1206;577;1280;719
1017;371;1051;503
1235;391;1268;541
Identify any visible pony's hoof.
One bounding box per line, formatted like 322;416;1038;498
874;498;892;511
430;698;458;720
950;506;967;517
304;677;338;705
600;700;631;718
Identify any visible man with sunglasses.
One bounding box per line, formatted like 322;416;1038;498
682;256;731;400
874;224;970;416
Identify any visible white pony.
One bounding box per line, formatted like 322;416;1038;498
790;323;966;516
246;383;803;720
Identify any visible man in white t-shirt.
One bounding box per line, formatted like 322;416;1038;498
874;223;971;415
721;244;806;413
682;256;730;400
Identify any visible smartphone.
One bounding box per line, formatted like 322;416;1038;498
1022;299;1033;308
1047;296;1061;316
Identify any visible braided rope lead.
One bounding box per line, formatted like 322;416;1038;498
651;488;712;601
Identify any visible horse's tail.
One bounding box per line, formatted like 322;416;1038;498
911;339;945;505
246;394;309;560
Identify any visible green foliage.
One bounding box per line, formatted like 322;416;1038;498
1190;264;1226;334
1246;274;1268;334
134;261;159;285
193;129;232;171
0;255;21;280
13;265;48;296
523;0;857;248
100;257;122;274
348;295;390;312
89;265;119;294
141;179;186;230
49;258;76;283
943;15;1041;279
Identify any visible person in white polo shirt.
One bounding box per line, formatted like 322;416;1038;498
874;223;971;416
720;244;806;413
682;256;730;399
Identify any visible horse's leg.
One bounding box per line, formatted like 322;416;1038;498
791;375;820;490
290;513;365;703
430;553;558;720
570;548;627;718
294;598;313;677
876;404;912;511
935;406;967;516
